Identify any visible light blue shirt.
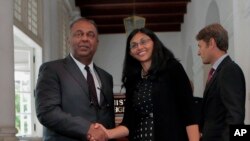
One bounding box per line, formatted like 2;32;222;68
212;54;228;71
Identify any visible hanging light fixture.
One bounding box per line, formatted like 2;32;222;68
123;0;145;35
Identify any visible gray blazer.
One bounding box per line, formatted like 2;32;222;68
35;55;115;141
200;56;245;141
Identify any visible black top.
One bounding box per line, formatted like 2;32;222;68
132;78;154;141
121;59;197;141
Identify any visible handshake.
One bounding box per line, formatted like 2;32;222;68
87;123;110;141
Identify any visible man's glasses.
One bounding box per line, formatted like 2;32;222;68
130;38;152;50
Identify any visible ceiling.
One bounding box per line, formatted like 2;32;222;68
74;0;191;34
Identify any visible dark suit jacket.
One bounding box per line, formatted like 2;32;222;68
122;59;198;141
200;56;246;141
35;55;115;141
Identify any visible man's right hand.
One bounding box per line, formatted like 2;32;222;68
87;123;108;141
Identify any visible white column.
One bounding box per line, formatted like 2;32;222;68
233;0;250;124
0;0;18;140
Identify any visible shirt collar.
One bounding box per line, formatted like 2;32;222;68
70;53;94;71
212;53;228;70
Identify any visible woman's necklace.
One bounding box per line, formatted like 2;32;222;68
141;69;149;79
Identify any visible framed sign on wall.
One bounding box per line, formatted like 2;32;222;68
114;93;126;125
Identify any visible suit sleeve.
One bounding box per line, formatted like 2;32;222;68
219;63;245;124
170;61;198;126
219;63;245;140
120;84;136;139
35;63;91;140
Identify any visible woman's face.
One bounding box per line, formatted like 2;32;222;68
129;32;154;65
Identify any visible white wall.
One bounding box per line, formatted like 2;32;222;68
181;0;234;97
157;32;183;61
94;33;126;93
233;0;250;124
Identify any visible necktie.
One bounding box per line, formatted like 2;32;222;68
207;68;215;82
85;66;99;107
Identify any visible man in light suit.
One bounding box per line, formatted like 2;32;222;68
35;17;115;141
196;23;246;141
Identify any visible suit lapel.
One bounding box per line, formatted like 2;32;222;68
203;72;216;97
201;56;232;124
94;65;108;105
63;55;89;95
203;56;232;99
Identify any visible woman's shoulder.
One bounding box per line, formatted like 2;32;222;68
155;58;184;79
160;58;181;71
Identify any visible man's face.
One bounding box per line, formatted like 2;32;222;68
197;40;212;64
68;20;99;61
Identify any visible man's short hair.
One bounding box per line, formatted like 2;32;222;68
196;23;228;52
69;16;99;34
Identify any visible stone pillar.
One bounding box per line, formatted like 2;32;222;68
233;0;250;124
0;0;18;140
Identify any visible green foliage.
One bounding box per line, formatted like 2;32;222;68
15;91;21;133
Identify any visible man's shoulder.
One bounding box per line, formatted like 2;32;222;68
218;57;245;79
221;57;242;71
44;58;64;64
40;58;65;70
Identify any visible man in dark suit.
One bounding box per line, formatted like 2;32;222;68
196;23;246;141
35;17;115;141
